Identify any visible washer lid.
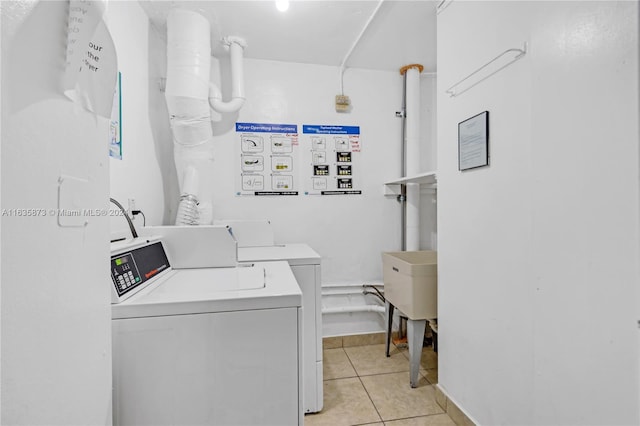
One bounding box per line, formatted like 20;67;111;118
238;244;321;266
112;261;302;319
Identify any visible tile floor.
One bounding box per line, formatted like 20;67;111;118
304;340;456;426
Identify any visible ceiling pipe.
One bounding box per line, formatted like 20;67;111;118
339;0;385;94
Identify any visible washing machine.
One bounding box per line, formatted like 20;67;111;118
214;220;323;413
110;231;303;426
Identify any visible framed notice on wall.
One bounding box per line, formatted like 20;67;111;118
458;111;489;171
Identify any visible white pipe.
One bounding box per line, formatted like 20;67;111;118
405;66;421;251
322;283;383;288
321;284;383;296
339;0;385;94
322;289;382;296
322;305;386;315
209;36;246;113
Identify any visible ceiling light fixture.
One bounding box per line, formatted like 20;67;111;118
275;0;289;12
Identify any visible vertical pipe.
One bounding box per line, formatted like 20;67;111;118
403;65;423;251
400;73;407;251
229;41;245;100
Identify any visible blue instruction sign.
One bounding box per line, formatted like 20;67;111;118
236;122;298;134
302;124;362;196
302;125;360;135
235;122;299;196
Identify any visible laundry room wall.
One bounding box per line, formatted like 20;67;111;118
436;1;639;425
106;1;438;337
107;1;167;235
1;1;113;424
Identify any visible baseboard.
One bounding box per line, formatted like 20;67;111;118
435;385;477;426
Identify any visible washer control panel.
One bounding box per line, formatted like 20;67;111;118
111;240;171;303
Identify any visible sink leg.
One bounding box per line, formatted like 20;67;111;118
385;301;395;357
407;319;426;388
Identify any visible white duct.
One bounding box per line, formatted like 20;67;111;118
405;66;422;251
165;9;246;225
166;9;212;147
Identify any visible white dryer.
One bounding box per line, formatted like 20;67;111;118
110;237;303;426
238;244;322;414
214;220;323;414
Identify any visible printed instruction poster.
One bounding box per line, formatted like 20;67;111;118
236;122;299;196
302;125;362;195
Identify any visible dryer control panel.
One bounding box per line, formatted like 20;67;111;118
111;240;171;303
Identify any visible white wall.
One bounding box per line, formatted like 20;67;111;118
107;1;168;237
1;1;112;424
213;59;404;285
107;4;437;336
437;1;639;424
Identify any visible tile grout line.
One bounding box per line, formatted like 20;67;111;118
324;343;444;425
342;346;385;425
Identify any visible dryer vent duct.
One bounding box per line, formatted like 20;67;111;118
165;9;246;225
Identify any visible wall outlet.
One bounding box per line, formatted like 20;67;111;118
127;198;136;216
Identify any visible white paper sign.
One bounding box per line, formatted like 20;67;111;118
64;0;118;118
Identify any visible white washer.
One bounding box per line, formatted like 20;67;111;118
238;244;323;413
111;240;303;426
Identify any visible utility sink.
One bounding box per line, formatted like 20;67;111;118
382;250;437;320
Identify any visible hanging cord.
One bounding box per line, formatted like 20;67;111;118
110;197;138;238
132;209;146;227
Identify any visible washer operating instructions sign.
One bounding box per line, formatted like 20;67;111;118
302;125;362;195
235;122;299;196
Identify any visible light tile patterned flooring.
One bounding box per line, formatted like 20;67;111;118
305;341;456;426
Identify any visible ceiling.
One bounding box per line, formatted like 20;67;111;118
139;0;437;73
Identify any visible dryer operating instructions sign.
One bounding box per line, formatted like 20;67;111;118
235;122;299;196
302;125;362;195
